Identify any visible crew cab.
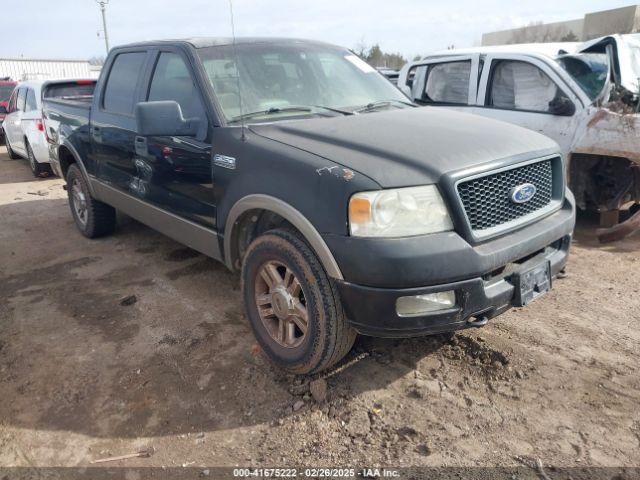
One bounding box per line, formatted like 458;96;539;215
398;34;640;227
43;38;575;374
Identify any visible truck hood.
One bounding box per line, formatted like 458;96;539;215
249;107;558;187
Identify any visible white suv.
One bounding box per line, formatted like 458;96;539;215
3;81;51;176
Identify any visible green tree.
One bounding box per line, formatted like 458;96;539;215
354;43;408;70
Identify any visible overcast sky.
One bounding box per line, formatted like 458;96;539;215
0;0;635;60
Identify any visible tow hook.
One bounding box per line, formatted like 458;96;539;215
467;315;489;328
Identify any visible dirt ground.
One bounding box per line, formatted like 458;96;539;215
1;146;639;473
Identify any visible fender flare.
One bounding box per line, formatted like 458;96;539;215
223;194;344;280
58;140;96;196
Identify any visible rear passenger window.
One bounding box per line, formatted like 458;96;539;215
488;60;568;113
103;52;147;114
25;89;38;112
17;88;27;112
148;52;208;138
424;61;471;104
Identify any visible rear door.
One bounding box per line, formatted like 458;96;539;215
134;48;215;228
90;50;151;189
401;55;480;112
5;87;27;154
473;54;586;155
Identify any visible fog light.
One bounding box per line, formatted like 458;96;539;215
396;291;456;317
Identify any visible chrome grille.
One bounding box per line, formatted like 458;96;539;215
457;159;554;232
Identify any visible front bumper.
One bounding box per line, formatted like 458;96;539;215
329;193;575;337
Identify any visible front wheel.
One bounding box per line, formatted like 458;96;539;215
66;164;116;238
241;229;356;374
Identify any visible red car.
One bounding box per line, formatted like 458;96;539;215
0;79;17;142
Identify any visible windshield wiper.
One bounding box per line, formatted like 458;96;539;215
354;99;416;113
229;106;313;124
229;105;354;124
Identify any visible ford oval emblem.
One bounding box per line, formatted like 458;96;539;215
510;183;537;204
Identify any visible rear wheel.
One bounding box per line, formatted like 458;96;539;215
241;229;356;374
26;141;47;177
66;164;116;238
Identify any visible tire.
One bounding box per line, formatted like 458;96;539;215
26;141;47;177
241;228;357;374
66;163;116;238
5;136;20;159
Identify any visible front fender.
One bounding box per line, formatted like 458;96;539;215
224;194;344;279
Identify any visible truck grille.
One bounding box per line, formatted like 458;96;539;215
457;159;554;232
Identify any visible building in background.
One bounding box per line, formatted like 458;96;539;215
0;58;101;81
482;5;640;45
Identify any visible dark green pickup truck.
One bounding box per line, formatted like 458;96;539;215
42;37;575;373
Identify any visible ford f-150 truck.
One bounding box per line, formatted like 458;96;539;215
43;38;575;374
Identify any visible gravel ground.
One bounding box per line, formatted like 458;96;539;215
1;147;639;474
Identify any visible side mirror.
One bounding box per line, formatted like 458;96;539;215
548;96;575;116
135;101;200;137
0;105;7;114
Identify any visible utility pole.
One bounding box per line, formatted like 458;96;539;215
96;0;110;54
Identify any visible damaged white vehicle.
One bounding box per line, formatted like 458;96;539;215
399;35;640;233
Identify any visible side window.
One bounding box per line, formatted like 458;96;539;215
25;88;38;112
407;65;428;102
7;90;17;113
103;52;147;115
488;60;570;114
424;61;471;104
148;52;208;139
16;88;27;112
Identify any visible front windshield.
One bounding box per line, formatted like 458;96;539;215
556;53;609;101
197;42;409;123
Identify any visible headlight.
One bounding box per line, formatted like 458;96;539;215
349;185;453;237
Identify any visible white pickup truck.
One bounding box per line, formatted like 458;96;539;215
398;35;640;229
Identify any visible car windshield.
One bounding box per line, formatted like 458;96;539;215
556;53;609;101
197;42;409;123
0;84;15;103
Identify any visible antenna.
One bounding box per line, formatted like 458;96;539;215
228;0;246;141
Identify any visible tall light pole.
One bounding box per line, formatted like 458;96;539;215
96;0;110;54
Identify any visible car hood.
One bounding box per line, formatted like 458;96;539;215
249;107;559;187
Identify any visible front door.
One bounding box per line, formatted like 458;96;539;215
133;49;215;229
473;55;587;156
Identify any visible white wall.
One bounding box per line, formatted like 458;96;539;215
0;59;101;81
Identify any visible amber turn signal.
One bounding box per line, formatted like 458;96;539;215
349;197;371;224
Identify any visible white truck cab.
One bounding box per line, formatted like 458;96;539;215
398;35;640;227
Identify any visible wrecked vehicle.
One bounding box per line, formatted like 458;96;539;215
399;34;640;230
43;38;574;374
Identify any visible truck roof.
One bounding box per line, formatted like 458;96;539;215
117;37;339;50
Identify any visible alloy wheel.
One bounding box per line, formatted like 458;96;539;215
71;178;88;227
254;260;309;348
